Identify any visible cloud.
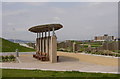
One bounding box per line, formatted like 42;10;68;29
2;0;119;2
87;2;102;7
3;9;27;16
53;17;60;21
23;2;48;6
7;23;14;26
2;2;118;41
2;2;16;5
51;7;66;14
0;2;2;37
2;0;50;2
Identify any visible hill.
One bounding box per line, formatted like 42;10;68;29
0;38;35;52
7;39;35;43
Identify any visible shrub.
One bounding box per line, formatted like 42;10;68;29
9;55;15;61
79;48;85;52
2;56;5;59
114;53;120;57
1;55;16;62
2;56;5;62
85;50;120;57
4;56;9;61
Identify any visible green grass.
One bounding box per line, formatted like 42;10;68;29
81;42;102;45
91;45;102;47
113;50;120;53
81;44;102;48
2;69;120;78
82;45;88;48
0;38;35;52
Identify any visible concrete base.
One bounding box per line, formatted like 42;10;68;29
49;36;57;63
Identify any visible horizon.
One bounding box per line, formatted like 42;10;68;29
1;35;118;42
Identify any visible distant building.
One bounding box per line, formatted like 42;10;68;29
94;34;114;41
114;37;120;41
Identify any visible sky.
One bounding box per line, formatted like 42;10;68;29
2;2;118;41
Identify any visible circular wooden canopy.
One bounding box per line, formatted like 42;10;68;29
28;24;63;33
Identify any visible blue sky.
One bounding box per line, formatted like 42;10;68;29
2;2;118;41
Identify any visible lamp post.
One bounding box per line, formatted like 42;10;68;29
16;49;19;57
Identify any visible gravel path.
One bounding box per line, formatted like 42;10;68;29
1;52;119;74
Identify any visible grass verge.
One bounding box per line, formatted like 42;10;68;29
2;69;120;78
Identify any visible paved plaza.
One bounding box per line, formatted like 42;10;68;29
1;52;119;74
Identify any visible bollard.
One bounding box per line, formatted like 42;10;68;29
16;49;19;57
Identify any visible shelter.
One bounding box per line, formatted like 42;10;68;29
28;24;63;63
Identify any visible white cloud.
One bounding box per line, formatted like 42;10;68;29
87;2;102;7
2;2;118;41
53;17;60;21
3;9;27;16
7;23;14;26
2;0;119;2
2;0;51;2
23;2;47;6
51;7;66;14
0;2;2;37
2;2;16;5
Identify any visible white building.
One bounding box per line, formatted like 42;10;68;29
94;34;114;41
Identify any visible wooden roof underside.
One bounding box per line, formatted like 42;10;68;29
28;24;63;33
